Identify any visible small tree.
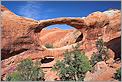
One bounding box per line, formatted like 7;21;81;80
114;68;121;81
52;43;92;81
6;58;44;81
45;43;54;48
90;38;109;66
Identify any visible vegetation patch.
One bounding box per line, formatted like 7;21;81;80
45;43;54;48
90;38;109;66
52;43;92;81
114;68;121;81
6;58;44;81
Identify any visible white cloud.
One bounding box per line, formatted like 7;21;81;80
18;1;47;20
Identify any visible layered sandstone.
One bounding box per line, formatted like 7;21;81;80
1;5;121;81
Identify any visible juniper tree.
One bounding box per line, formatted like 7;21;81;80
90;38;109;66
6;58;44;81
114;68;121;81
52;43;92;81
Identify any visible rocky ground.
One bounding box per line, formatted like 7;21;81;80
1;5;121;81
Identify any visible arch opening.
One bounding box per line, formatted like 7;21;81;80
46;24;74;30
1;48;28;60
41;56;54;64
75;33;83;43
105;36;121;59
40;24;83;48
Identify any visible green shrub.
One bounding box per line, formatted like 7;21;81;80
6;71;22;81
6;58;44;81
90;38;109;66
52;43;92;81
45;43;54;48
114;68;121;81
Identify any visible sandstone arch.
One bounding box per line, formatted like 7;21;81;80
1;5;120;61
1;5;121;80
1;10;110;60
27;16;109;49
31;17;86;33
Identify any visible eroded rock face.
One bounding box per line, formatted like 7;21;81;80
53;29;82;47
1;5;121;59
105;36;121;59
84;61;121;81
84;61;116;81
1;5;121;81
1;5;40;60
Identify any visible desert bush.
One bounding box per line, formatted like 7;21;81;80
114;68;121;81
45;43;54;48
90;38;109;66
6;58;44;81
6;71;22;81
52;43;92;81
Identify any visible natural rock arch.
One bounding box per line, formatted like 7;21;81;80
1;5;121;81
27;16;109;47
32;17;86;33
2;16;109;60
2;5;119;60
1;17;85;60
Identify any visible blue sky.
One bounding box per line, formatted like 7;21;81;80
2;1;121;29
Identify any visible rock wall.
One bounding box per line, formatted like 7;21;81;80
1;5;121;81
1;5;120;60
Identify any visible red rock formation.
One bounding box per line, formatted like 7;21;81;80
1;5;121;81
84;61;121;81
1;5;39;60
39;29;73;46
